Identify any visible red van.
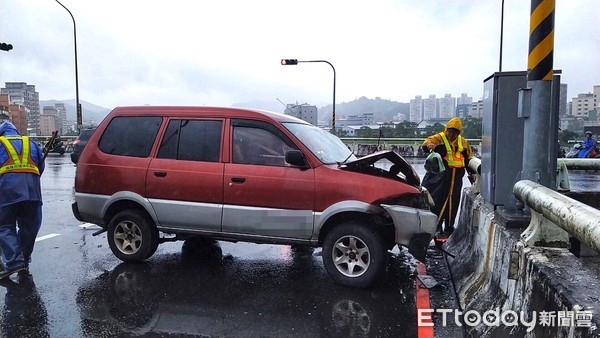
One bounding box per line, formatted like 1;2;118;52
72;106;436;288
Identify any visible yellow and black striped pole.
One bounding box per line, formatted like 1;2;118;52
527;0;555;81
522;0;556;188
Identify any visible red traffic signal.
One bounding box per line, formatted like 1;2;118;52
281;59;298;65
0;43;13;51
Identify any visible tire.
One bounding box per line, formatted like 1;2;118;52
107;210;159;262
322;221;387;288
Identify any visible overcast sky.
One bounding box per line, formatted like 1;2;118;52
1;0;599;111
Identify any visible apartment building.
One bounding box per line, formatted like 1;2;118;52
284;103;317;126
571;93;595;118
457;93;473;106
0;82;40;135
409;93;473;122
0;93;29;134
439;94;456;119
343;113;374;126
470;100;484;118
0;95;9;122
423;95;437;121
55;102;68;134
409;95;423;122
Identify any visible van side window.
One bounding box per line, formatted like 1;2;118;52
232;126;293;166
158;119;222;162
99;116;162;157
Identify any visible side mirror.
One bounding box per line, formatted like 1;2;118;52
285;150;308;168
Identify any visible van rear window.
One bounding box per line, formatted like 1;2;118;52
99;116;162;157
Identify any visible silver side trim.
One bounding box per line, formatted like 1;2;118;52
148;198;222;231
222;205;313;239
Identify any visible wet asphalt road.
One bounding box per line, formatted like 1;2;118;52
0;155;433;338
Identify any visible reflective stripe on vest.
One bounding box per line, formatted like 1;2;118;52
439;132;464;168
0;136;41;175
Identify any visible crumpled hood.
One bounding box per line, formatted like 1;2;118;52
0;121;19;136
339;150;421;187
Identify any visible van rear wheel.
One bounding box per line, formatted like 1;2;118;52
107;210;159;262
322;221;386;288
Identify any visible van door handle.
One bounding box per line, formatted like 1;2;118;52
154;171;167;177
231;177;246;183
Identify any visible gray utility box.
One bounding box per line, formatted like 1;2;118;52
481;71;527;207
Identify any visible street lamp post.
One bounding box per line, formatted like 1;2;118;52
281;59;336;133
55;0;82;134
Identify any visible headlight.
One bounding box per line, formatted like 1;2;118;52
419;187;435;207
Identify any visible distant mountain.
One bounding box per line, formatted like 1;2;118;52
233;96;409;123
39;99;111;125
319;96;409;123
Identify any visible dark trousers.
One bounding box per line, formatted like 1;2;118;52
0;201;43;270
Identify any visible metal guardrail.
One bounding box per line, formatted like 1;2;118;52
340;137;482;145
29;136;76;152
29;136;77;142
340;137;483;157
514;180;600;253
558;158;600;170
556;158;600;190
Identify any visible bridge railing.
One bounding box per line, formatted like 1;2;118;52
556;158;600;190
513;179;600;253
340;137;482;157
29;136;77;152
339;137;482;145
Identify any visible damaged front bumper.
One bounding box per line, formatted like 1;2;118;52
380;204;437;261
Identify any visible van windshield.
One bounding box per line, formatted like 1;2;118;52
282;122;356;165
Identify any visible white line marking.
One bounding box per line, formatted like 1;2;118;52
35;233;61;242
78;223;99;229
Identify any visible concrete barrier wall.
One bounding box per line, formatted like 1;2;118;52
444;189;600;337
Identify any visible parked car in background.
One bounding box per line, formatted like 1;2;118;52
72;106;437;288
71;128;96;164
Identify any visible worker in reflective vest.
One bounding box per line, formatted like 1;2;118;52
0;121;45;279
422;117;475;236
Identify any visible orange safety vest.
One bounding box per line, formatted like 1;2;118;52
439;132;465;168
0;136;41;175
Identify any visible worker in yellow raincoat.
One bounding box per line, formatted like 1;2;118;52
422;117;475;236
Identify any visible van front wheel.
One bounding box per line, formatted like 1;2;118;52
322;222;386;288
107;210;159;262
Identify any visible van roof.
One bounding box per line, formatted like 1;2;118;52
108;106;308;124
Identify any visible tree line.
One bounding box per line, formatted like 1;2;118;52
337;117;483;139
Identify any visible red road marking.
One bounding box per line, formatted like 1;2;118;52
416;261;434;338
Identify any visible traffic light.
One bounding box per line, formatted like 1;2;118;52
0;43;13;51
281;59;298;65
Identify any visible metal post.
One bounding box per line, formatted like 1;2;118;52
55;0;82;134
522;0;555;188
284;59;336;133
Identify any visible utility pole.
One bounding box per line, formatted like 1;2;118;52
521;0;556;188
